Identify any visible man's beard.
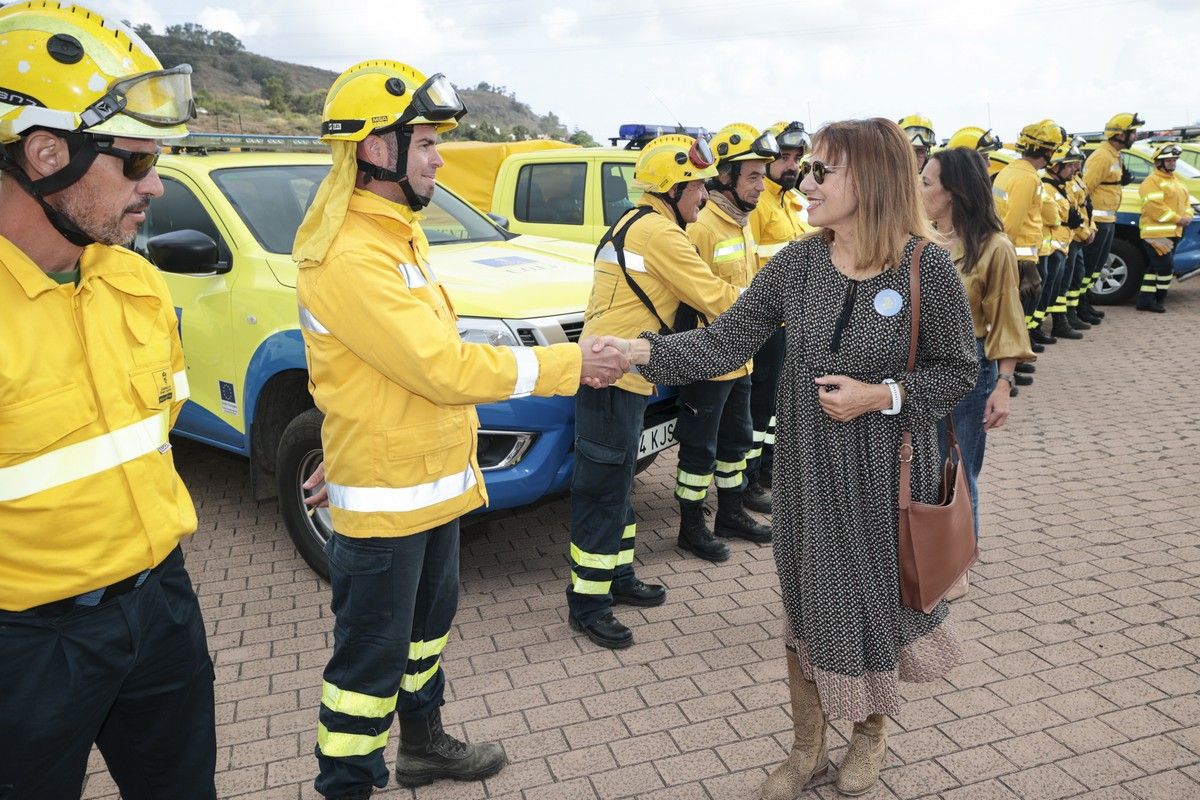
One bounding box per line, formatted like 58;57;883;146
773;170;799;191
53;187;149;246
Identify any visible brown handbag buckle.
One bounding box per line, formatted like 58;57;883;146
899;441;914;463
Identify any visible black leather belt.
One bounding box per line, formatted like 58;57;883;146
26;568;152;617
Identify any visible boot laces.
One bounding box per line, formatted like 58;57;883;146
428;716;470;760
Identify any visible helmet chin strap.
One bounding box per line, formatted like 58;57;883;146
356;127;432;210
0;134;102;247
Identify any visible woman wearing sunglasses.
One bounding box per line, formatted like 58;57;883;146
598;118;977;797
920;147;1035;599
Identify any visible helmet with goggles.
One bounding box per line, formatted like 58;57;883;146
1104;112;1145;138
765;121;810;154
1152;142;1183;162
0;2;194;144
1016;119;1064;155
321;60;466;210
947;126;1003;153
1048;138;1085;167
632;134;717;193
898;113;936;148
710;123;779;164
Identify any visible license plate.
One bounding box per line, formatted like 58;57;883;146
638;417;677;459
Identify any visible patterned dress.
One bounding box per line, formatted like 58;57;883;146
639;235;978;721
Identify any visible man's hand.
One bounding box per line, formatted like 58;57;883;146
302;461;329;509
983;383;1011;431
813;375;889;422
579;335;631;389
1181;215;1194;228
1018;260;1042;302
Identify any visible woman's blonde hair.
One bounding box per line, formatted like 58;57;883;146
811;118;935;270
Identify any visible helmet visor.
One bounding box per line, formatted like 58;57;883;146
1156;145;1182;161
752;130;781;159
404;73;466;124
906;126;935;147
776;125;810;152
79;66;196;130
689;136;715;169
977;129;1002;152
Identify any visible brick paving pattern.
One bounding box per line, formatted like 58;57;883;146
84;282;1200;799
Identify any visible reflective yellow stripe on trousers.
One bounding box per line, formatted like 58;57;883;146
401;633;450;693
316;723;389;758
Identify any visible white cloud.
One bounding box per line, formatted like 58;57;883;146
541;8;578;42
196;7;261;38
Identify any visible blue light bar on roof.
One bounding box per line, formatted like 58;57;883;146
617;124;708;142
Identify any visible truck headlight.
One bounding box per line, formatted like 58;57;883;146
458;317;521;347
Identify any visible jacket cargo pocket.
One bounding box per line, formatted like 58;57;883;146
130;362;176;411
384;416;470;476
0;383;97;454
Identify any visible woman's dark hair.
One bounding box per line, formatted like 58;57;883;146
929;148;1003;274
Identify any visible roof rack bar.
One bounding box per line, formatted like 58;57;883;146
166;133;328;153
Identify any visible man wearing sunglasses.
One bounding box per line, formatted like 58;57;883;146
672;123;777;554
293;60;629;798
0;4;216;799
746;120;813;513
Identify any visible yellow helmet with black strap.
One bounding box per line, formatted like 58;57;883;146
709;123;777;212
947;126;1002;153
898;113;936;147
1015;119;1064;157
1104;112;1145;140
632;133;717;227
765;120;810;154
1151;142;1182;163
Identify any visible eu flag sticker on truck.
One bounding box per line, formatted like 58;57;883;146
474;256;536;267
219;381;238;415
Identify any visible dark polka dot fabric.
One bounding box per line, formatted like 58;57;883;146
640;235;979;721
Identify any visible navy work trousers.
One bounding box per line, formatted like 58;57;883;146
0;547;216;800
315;523;460;798
747;327;785;484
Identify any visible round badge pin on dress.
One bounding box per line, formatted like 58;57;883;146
874;288;903;317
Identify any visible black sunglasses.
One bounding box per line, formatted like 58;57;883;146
798;159;844;185
92;138;160;181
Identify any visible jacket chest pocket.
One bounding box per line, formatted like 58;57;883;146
0;383;97;454
130;362;176;411
383;416;469;476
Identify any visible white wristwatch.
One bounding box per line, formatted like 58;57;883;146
881;379;902;416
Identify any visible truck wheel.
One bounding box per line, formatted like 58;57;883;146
634;452;659;475
277;408;332;579
1090;238;1144;305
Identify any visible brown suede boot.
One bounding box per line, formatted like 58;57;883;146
760;649;829;800
835;714;888;796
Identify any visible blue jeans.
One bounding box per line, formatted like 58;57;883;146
568;385;649;625
316;524;460;797
939;339;994;538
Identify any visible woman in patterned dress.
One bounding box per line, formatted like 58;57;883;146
604;118;978;797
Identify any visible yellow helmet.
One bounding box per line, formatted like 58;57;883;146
947;126;1002;153
321;60;465;142
1104;112;1145;138
1152;142;1183;162
0;2;194;144
898;113;936;147
710;123;779;164
632;134;718;193
1049;138;1085;167
1015;119;1064;154
764;120;810;154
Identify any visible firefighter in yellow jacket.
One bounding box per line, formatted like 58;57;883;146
292;61;626;798
1136;143;1194;312
0;4;216;797
994;120;1063;349
568;133;741;649
1082;112;1144;321
745;120;812;510
1039;137;1085;342
1064;139;1102;327
675;123;778;556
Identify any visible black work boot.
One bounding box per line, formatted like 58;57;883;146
744;480;773;514
1015;363;1035;375
1050;314;1083;340
396;708;507;787
1078;299;1103;324
714;490;772;544
612;579;666;607
677;501;730;562
1085;297;1105;318
1030;327;1056;346
570;611;634;649
1066;308;1091;330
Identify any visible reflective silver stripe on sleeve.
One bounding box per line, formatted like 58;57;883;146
992;186;1009;201
508;347;540;399
327;465;478;513
173;370;190;401
1013;246;1038;257
596;243;647;273
398;263;428;289
298;305;331;334
0;410;170;502
1092;210;1117;221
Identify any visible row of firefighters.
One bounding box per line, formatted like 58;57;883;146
565;111;1194;648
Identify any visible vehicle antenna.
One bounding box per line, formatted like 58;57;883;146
647;86;687;136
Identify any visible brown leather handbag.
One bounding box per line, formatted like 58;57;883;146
897;240;979;614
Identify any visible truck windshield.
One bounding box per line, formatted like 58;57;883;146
211;165;506;254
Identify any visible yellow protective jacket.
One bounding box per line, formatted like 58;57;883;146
0;239;195;611
582;193;742;395
1041;176;1072;255
993;159;1043;261
297;190;582;538
1139;168;1191;239
686;197;754;381
1082;141;1123;222
749;180;813;271
1069;173;1095;244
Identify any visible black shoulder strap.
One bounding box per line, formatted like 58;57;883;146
596;206;675;335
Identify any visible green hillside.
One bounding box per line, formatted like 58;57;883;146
135;22;596;144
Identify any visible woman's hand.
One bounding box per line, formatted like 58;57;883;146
813;375;890;422
983;383;1010;431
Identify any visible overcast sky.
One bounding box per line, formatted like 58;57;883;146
101;0;1196;144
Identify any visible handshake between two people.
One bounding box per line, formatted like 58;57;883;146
577;335;646;389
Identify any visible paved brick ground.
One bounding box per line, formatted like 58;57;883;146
84;282;1200;800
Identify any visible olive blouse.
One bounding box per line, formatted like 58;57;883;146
949;232;1036;363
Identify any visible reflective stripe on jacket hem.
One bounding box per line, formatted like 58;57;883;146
0;410;170;502
1092;210;1117;221
1013;246;1038;257
327;465;477;513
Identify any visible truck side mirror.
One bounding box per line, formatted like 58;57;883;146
148;229;230;275
487;212;510;230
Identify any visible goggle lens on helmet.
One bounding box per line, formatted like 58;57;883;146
689;136;715;169
80;65;197;129
93;139;160;180
798;160;842;185
1157;145;1182;160
977;130;1002;152
906;127;935;147
753;131;781;159
777;128;810;152
405;73;467;123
